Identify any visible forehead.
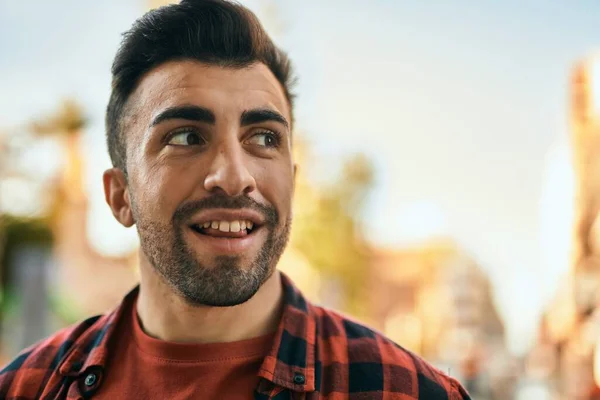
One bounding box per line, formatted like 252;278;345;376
129;60;290;122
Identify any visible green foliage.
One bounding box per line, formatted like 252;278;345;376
0;97;87;342
1;215;53;241
48;291;84;326
0;215;54;311
0;215;54;266
0;290;21;324
292;152;374;317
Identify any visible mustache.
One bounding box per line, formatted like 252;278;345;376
173;194;278;227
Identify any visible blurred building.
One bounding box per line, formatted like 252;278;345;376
369;240;516;400
51;131;138;317
0;105;139;359
528;54;600;400
571;55;600;277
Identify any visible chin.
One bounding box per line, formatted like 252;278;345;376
179;280;263;307
167;256;273;308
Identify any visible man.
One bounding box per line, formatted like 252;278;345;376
0;1;470;399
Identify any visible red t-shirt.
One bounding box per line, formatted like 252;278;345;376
95;297;274;399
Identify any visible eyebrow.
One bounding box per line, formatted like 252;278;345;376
149;105;289;130
240;108;289;129
150;105;215;127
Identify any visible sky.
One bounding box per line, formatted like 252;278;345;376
1;0;600;354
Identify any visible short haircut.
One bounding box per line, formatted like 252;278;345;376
105;0;295;173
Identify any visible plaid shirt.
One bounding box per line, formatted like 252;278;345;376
0;273;470;399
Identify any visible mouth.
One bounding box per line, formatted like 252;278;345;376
190;219;258;238
187;219;263;254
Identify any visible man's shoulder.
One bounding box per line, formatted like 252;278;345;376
312;305;471;399
0;314;105;398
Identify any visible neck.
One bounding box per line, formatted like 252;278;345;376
136;259;283;344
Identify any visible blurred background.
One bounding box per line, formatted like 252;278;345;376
1;0;600;398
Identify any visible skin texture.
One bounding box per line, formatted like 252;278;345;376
103;60;295;343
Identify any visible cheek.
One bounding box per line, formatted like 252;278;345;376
256;164;294;217
133;161;200;221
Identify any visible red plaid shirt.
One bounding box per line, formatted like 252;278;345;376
0;274;470;399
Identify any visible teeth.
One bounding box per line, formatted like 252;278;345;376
218;221;230;232
200;220;255;232
230;220;241;232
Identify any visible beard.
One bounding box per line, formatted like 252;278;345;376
132;193;291;307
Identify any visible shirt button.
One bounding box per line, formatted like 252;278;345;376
293;372;305;385
84;373;97;387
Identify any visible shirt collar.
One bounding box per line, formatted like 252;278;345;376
58;288;136;378
256;272;317;392
57;272;317;393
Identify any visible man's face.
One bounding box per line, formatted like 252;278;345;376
111;60;294;307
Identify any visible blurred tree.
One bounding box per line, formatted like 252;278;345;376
0;99;87;353
0;215;53;307
29;99;87;137
291;141;375;318
0;132;9;277
29;99;87;222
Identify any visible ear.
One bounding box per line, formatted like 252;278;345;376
103;168;135;227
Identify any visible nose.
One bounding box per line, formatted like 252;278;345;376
203;142;257;196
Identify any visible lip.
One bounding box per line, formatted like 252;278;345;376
187;209;265;227
186;225;264;255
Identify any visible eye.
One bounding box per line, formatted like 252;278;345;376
167;129;205;146
246;131;281;148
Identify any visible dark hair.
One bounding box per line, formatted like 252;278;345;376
106;0;295;173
